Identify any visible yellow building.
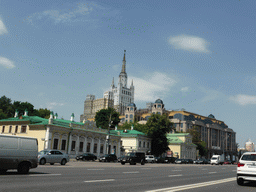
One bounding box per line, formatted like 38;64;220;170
167;133;197;160
0;111;122;158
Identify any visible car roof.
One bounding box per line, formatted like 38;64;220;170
242;152;256;155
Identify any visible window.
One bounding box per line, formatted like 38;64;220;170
53;139;58;149
158;105;161;108
55;151;63;155
147;142;149;148
15;126;18;133
79;142;84;152
100;144;104;153
130;120;132;122
153;112;155;114
2;126;5;133
180;123;183;128
157;112;161;115
93;143;97;153
130;107;133;111
139;141;141;147
126;114;128;118
130;114;133;118
143;142;145;148
87;143;91;152
61;140;66;150
9;126;12;133
21;125;26;133
71;141;76;151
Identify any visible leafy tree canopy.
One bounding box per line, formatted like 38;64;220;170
145;113;173;157
95;108;120;129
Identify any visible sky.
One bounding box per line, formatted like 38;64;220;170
0;0;255;148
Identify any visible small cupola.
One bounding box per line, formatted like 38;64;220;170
24;108;28;116
14;109;19;118
70;113;75;122
54;113;58;119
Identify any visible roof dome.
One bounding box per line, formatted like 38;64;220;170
128;103;136;107
208;114;215;119
155;99;163;104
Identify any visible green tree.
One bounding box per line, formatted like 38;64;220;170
95;108;120;129
0;109;7;120
145;114;173;157
34;108;51;119
0;95;14;118
186;126;208;157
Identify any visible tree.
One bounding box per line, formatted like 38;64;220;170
0;109;7;120
145;114;173;157
186;126;208;157
34;108;51;119
95;108;120;129
0;95;14;118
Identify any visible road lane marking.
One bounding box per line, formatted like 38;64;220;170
145;177;236;192
123;171;139;174
84;179;115;183
141;168;152;170
168;174;182;177
172;170;182;171
87;169;104;170
29;174;61;177
202;169;208;170
208;172;217;174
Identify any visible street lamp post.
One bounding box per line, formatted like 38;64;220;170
106;113;113;154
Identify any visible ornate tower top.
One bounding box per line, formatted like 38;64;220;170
121;50;126;74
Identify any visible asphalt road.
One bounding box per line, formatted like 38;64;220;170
0;161;255;192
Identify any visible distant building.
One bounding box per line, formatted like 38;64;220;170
80;50;135;121
245;139;255;152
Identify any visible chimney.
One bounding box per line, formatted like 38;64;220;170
14;109;18;118
70;113;74;122
49;111;54;124
24;109;28;116
115;125;118;130
54;113;58;119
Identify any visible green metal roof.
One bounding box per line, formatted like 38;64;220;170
110;129;146;137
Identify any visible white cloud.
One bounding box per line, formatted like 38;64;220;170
131;72;177;102
27;3;105;24
181;87;189;92
0;57;15;69
0;18;8;35
47;102;65;109
168;34;210;53
230;94;256;106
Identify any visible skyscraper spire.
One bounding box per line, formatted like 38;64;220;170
131;79;133;86
111;77;115;87
121;50;126;73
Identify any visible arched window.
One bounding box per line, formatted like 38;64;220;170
126;114;128;118
153;112;155;114
130;114;133;118
158;105;161;108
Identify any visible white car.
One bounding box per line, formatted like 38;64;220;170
237;152;256;185
145;155;155;163
38;150;69;165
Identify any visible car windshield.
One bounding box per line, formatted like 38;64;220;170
39;150;49;154
241;155;256;161
211;157;217;160
127;153;135;157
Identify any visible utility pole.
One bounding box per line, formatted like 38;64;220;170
106;112;113;154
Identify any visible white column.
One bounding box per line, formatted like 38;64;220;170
97;139;100;157
45;127;50;149
91;138;94;154
68;134;72;154
75;136;80;155
103;140;107;154
83;137;87;153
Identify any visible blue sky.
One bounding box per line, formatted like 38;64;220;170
0;0;255;148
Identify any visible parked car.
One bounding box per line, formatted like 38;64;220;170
165;157;177;163
184;159;194;164
76;153;97;161
155;157;165;163
99;154;117;162
237;152;256;185
205;159;211;164
118;155;128;163
38;150;69;165
145;155;155;163
223;160;232;165
232;161;238;165
175;159;187;164
121;152;145;165
0;134;38;174
193;159;208;164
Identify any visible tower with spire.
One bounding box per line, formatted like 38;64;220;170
107;50;135;115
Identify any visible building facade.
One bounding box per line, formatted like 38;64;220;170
167;133;197;160
80;50;135;121
0;111;122;158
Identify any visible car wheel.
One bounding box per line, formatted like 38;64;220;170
82;157;86;161
130;161;134;165
50;163;54;165
40;158;46;165
141;161;145;165
237;178;244;186
121;162;125;165
17;163;30;174
61;159;67;165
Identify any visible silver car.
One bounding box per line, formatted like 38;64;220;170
38;150;69;165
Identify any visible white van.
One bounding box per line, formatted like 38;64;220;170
211;154;224;165
0;134;38;174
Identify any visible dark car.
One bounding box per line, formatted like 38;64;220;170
175;159;187;164
76;153;97;161
99;154;117;162
184;159;193;164
155;157;177;163
118;155;128;163
121;152;145;165
193;159;208;164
